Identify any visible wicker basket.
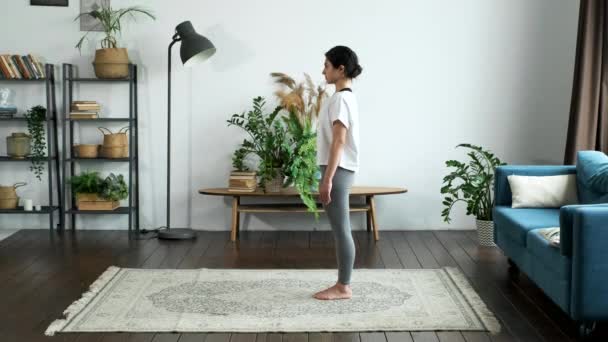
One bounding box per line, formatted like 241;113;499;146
76;193;119;211
93;48;129;79
0;182;26;209
73;144;100;158
476;219;496;246
98;126;129;158
263;169;284;193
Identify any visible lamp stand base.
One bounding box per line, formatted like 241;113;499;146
158;228;197;240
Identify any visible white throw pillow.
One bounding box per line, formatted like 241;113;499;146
507;174;578;208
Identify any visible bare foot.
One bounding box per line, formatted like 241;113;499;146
313;283;352;300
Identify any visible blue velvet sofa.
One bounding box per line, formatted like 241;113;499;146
493;151;608;337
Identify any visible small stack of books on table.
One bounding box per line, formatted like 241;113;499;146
70;101;100;119
228;171;257;192
0;54;46;79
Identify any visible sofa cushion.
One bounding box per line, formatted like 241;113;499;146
576;151;608;204
527;229;571;280
494;206;560;246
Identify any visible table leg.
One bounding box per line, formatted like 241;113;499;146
231;196;240;242
366;196;372;232
369;195;379;241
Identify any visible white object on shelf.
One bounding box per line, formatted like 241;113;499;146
23;199;33;211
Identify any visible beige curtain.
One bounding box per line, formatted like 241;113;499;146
564;0;608;164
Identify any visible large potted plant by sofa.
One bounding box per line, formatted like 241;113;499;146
440;143;507;246
75;3;155;79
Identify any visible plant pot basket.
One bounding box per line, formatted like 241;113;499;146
76;193;119;211
93;48;129;79
476;219;496;246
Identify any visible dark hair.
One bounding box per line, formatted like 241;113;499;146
325;45;363;79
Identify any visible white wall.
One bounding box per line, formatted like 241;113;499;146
0;0;579;231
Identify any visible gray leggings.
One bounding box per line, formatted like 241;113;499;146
319;165;356;285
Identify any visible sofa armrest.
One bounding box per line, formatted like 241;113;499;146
560;203;608;256
570;206;608;320
494;165;577;206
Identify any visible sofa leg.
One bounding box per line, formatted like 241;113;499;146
507;258;520;277
578;321;596;339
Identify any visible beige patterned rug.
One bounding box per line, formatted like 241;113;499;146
45;266;500;335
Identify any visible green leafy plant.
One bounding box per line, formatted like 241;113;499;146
281;109;321;220
227;96;291;189
74;3;155;53
227;98;321;220
69;170;102;194
68;171;128;201
100;173;128;201
441;144;507;223
24;105;47;181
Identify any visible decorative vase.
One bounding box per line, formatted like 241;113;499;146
6;132;31;159
476;219;496;246
93;48;129;79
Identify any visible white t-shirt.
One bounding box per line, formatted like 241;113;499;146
316;89;360;172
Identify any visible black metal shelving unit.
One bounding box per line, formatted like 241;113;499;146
0;64;62;231
61;63;139;234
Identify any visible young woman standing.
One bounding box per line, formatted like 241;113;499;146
313;46;362;300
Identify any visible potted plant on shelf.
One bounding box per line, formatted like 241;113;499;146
75;3;155;79
24;105;47;181
69;171;128;210
440;143;507;246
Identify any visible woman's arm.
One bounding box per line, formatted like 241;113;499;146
319;121;348;204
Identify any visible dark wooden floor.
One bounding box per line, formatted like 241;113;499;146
0;229;605;342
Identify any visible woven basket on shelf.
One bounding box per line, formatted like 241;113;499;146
93;48;129;79
72;144;100;158
98;126;129;158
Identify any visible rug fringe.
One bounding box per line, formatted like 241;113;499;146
444;267;502;334
44;265;121;336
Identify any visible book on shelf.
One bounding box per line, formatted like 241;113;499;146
69;113;98;119
0;54;46;79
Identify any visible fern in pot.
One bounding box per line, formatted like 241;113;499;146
440;143;507;246
75;3;155;79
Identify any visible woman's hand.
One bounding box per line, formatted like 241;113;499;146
319;179;332;205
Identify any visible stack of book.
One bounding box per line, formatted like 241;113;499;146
70;101;100;119
0;106;17;118
0;54;46;79
228;171;257;192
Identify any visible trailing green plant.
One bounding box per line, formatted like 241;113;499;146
100;173;128;201
69;170;102;194
24;105;47;181
440;143;507;223
227;96;291;189
74;3;155;53
281;108;321;220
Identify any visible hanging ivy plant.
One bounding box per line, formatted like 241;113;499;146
24;105;47;181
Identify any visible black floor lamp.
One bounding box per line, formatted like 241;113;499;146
158;21;216;240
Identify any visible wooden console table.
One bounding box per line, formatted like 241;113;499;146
198;186;407;242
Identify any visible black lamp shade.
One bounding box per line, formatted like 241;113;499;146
175;21;216;67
